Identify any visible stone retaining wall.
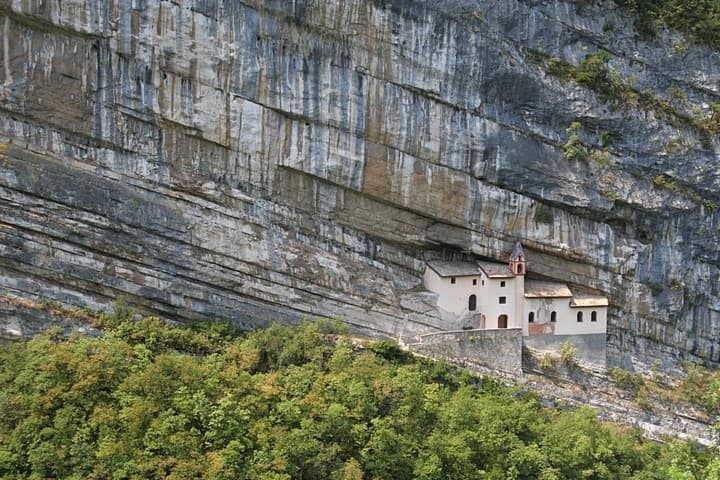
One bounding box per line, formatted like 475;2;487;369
409;328;523;373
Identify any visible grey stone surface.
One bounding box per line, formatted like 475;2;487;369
0;302;103;339
409;328;523;373
0;0;718;369
524;333;607;367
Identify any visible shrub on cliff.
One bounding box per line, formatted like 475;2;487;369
615;0;720;51
562;122;589;162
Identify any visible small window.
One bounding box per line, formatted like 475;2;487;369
472;279;477;286
577;311;583;323
591;311;597;322
481;280;485;286
517;264;524;274
469;294;477;311
550;311;557;322
528;312;534;323
451;277;456;284
500;281;506;287
499;296;506;304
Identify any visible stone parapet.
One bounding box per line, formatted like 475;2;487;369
409;328;523;374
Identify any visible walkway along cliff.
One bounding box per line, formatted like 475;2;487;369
0;0;719;371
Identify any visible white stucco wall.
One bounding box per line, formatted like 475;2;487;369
524;297;606;335
423;267;519;328
476;276;519;329
423;268;482;315
567;306;607;335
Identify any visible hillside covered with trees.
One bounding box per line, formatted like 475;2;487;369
0;309;718;480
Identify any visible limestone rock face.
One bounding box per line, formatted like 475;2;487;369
0;0;718;369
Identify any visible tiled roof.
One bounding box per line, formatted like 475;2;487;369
570;294;609;307
524;280;572;298
426;261;482;277
476;261;514;278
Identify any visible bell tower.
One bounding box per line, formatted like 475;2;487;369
509;242;526;329
509;242;526;276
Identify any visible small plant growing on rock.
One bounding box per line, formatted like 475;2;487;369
603;190;619;201
534;205;554;225
704;378;720;415
709;103;720;132
662;137;688;155
589;149;613;167
559;342;577;366
316;317;350;335
599;128;623;147
635;388;655;412
668;85;687;101
574;50;613;93
608;367;645;393
539;352;556;370
562;122;588;161
652;174;681;194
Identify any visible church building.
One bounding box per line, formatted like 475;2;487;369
423;243;607;338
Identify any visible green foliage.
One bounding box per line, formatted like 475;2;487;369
598;129;622;148
574;50;614;92
694;102;720;134
653;174;682;194
368;339;413;364
534;205;554;225
562;122;589;161
608;367;645;393
651;174;717;211
615;0;720;51
529;49;717;139
589;149;613;167
104;296;135;326
668;85;688;101
315;317;350;335
703;199;718;212
0;319;717;479
664;137;690;155
680;362;720;415
558;342;577;366
539;353;556;370
603;190;619;201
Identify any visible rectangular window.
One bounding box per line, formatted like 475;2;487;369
472;279;477;285
499;296;506;304
482;280;485;286
500;281;506;287
451;277;456;284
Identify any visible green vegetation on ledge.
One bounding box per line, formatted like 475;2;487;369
614;0;720;51
528;49;720;141
1;307;719;479
608;362;720;418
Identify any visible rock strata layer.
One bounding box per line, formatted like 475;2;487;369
0;0;718;369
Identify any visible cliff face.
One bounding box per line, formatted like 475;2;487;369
0;0;718;369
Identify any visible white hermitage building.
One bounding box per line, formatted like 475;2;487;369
423;243;608;338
